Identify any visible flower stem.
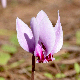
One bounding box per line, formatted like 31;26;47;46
31;54;35;80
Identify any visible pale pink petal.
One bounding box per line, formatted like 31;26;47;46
16;17;35;53
30;17;39;47
1;0;7;8
39;16;55;57
30;10;48;51
36;10;48;25
52;11;63;54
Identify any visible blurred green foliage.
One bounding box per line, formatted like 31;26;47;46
9;59;24;69
76;31;80;45
78;78;80;80
55;73;65;78
74;63;80;74
10;34;19;46
44;72;53;79
55;56;62;61
0;52;11;65
0;29;23;72
1;44;17;54
0;77;5;80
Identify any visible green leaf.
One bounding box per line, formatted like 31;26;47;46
55;56;61;61
76;31;80;45
78;78;80;80
0;52;11;65
44;72;53;79
55;73;65;78
74;63;80;74
9;59;24;69
0;77;5;80
10;34;19;46
1;44;17;54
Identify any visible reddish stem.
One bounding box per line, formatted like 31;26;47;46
31;54;35;80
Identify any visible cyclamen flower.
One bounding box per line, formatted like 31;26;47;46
16;10;63;63
1;0;7;8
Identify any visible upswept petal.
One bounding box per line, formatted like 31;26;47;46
30;17;39;47
36;10;48;25
30;10;48;52
16;17;35;53
52;11;63;54
39;16;55;57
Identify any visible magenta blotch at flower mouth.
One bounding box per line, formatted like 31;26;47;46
16;10;63;63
